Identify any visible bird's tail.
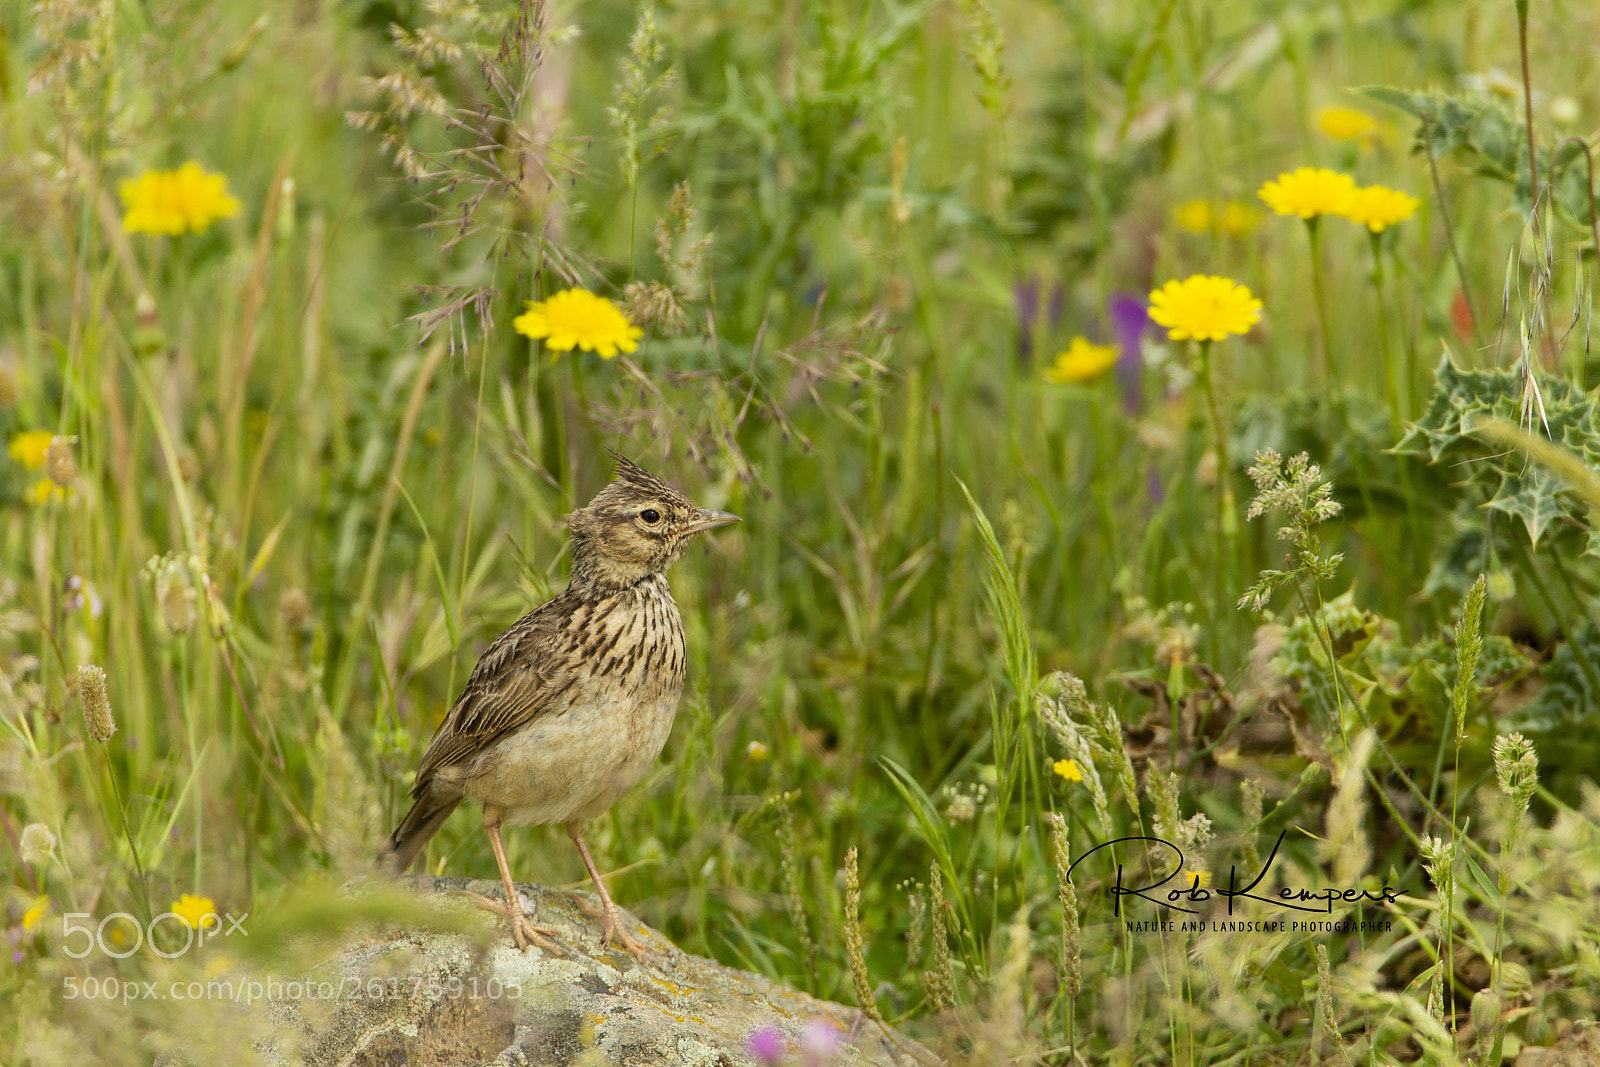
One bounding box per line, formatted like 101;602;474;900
378;790;461;874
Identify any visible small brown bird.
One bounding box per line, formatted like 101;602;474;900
380;455;739;958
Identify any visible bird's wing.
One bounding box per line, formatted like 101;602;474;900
409;599;581;793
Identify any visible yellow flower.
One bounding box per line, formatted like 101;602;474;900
1176;200;1259;239
1181;869;1211;890
8;430;54;470
1317;107;1378;142
1044;337;1117;384
1258;167;1357;219
1337;185;1421;233
1175;200;1214;233
26;478;68;506
171;893;219;930
22;895;50;932
120;162;242;237
1219;202;1261;239
1148;275;1263;342
513;289;642;358
1052;758;1082;782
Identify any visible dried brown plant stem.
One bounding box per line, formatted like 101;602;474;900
1516;0;1537;197
1515;1;1559;359
63;140;147;297
226;149;297;448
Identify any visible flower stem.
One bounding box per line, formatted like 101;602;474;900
1370;232;1431;582
1196;339;1236;622
1306;215;1343;458
534;350;566;497
1368;232;1400;425
567;352;604;460
1306;216;1335;390
1422;114;1479;342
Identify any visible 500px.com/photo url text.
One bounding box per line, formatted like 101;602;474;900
62;975;525;1005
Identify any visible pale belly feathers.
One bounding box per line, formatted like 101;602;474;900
434;591;686;827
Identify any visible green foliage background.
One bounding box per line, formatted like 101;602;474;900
3;0;1600;1062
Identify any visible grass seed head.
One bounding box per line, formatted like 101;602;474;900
842;846;881;1021
1047;812;1080;998
45;436;76;488
926;863;955;1011
278;587;312;631
77;663;115;742
21;822;56;866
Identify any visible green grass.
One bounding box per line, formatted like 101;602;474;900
4;0;1600;1062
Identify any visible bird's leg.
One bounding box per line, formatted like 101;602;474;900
567;822;648;960
461;807;564;954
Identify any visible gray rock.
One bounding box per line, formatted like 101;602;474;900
255;876;938;1067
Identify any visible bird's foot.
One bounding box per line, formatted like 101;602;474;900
576;894;649;961
461;889;566;955
602;908;650;961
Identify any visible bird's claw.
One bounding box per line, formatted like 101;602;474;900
595;901;649;961
511;915;566;955
462;889;566;955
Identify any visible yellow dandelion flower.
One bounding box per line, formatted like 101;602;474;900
26;478;68;506
512;289;643;359
1148;275;1263;342
1317;106;1378;142
1182;869;1211;890
1337;185;1421;233
1177;200;1259;239
22;895;50;932
1219;201;1261;238
1175;200;1214;233
171;893;219;931
1052;758;1082;782
1044;337;1117;384
8;430;54;470
1257;167;1357;219
120;162;242;237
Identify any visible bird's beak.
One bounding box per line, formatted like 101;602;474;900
685;508;741;535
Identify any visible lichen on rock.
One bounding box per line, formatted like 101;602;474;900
251;876;936;1067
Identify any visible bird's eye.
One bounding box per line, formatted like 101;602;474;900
639;508;661;524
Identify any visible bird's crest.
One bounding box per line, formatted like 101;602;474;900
607;451;681;500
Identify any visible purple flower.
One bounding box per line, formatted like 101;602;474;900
800;1017;841;1066
1014;277;1040;363
1014;278;1066;365
748;1026;785;1065
1108;293;1148;413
